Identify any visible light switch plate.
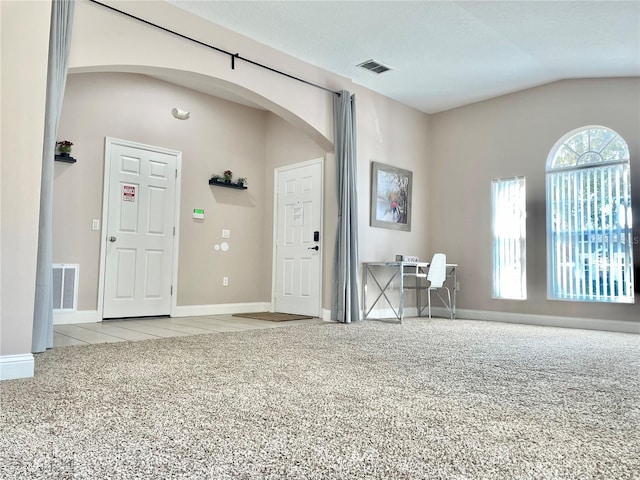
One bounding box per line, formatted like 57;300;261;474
92;219;100;230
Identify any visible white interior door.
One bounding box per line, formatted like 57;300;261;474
274;159;323;316
103;139;179;319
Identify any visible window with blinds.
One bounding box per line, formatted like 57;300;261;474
546;126;634;303
492;176;527;300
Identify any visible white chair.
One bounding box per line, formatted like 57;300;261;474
425;253;452;319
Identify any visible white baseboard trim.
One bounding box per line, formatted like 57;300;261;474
54;310;101;325
173;302;272;317
361;305;639;333
362;307;419;321
68;304;632;333
455;309;639;334
0;354;35;381
53;304;293;322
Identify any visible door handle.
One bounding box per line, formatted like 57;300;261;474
308;246;319;251
109;236;117;243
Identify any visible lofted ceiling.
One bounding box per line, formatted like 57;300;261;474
167;1;640;114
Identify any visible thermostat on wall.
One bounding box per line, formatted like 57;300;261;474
193;208;205;220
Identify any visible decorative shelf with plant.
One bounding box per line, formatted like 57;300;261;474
209;170;248;190
55;140;76;163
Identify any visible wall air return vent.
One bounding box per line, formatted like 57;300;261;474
356;59;393;74
53;264;79;311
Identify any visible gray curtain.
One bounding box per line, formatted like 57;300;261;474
331;91;360;323
32;0;75;353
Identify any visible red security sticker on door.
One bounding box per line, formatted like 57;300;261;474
123;185;136;202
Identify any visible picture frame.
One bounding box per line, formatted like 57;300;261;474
370;161;412;231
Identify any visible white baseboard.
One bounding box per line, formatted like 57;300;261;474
173;302;272;317
361;305;639;333
362;306;419;321
54;310;101;325
62;304;632;334
0;354;35;381
54;304;276;323
456;309;640;334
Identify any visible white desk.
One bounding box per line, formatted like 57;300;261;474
362;261;458;322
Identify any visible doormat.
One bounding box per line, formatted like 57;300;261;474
232;312;314;322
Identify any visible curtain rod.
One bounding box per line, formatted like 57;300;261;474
88;0;341;96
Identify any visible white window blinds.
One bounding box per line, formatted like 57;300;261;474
546;127;634;303
492;177;527;300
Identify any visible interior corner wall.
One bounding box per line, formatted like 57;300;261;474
55;72;271;310
429;78;640;324
7;0;434;352
64;0;434;317
262;91;433;314
263;92;432;314
354;86;432;266
0;0;51;356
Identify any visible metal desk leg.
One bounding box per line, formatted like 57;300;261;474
363;265;368;319
399;264;404;322
363;265;402;321
452;267;457;318
416;277;421;318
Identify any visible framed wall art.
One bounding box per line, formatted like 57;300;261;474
370;161;412;232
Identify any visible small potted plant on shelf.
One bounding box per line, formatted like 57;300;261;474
209;171;247;189
56;140;73;157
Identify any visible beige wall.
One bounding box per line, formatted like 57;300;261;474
262;95;432;311
2;0;433;364
0;1;51;356
65;0;433;317
17;0;636;369
70;0;337;152
355;88;432;263
56;72;432;314
429;78;640;324
56;72;331;309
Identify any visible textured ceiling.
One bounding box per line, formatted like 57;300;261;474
167;1;640;113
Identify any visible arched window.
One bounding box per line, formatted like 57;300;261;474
546;126;634;303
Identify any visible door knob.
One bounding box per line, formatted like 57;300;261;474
308;246;319;251
109;236;117;243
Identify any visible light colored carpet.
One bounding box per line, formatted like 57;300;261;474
232;312;313;321
1;318;638;479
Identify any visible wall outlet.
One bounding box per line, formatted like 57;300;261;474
223;276;229;287
222;229;230;239
456;281;460;291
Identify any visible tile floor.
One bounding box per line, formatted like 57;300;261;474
53;315;325;347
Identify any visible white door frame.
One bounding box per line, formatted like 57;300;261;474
271;158;324;317
97;137;182;320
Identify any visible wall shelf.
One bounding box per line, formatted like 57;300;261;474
55;154;76;163
209;178;247;190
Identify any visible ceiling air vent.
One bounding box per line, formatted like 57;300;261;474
356;59;392;75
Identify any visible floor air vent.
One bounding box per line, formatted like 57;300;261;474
356;59;393;74
53;264;78;311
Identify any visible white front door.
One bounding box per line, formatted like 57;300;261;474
103;138;179;319
273;159;323;316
